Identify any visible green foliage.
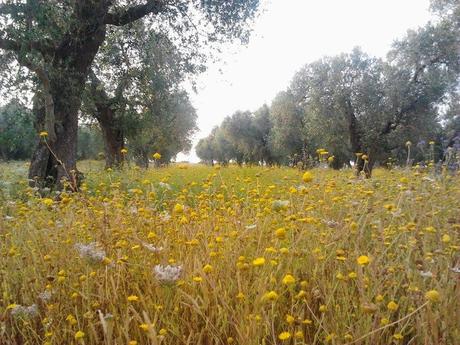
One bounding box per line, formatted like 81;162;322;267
0;100;36;160
128;90;198;165
77;125;104;161
196;108;275;165
84;23;199;166
269;90;308;165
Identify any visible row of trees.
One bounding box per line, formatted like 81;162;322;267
196;0;460;175
0;0;261;189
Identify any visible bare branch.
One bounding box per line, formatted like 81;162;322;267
104;0;165;26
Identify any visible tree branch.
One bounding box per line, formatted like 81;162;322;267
104;0;165;26
380;55;444;136
411;56;442;84
380;100;418;136
88;70;112;107
0;36;54;55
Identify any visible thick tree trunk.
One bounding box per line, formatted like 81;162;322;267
28;77;84;190
28;5;109;190
96;109;124;169
88;69;127;169
101;124;124;169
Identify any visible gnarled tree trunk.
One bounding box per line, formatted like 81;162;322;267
28;3;110;190
87;71;127;169
28;71;89;190
97;108;125;169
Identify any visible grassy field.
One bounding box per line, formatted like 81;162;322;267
0;161;459;345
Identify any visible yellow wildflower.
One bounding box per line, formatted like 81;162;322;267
302;171;313;183
74;331;85;340
252;257;265;266
278;332;291;341
173;203;184;214
203;264;213;273
275;227;286;239
263;290;279;301
425;290;440;303
387;300;399;311
282;274;296;285
357;255;370;266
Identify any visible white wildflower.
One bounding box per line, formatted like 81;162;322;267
142;242;163;253
323;219;339;228
158;182;172;190
153;264;182;283
245;224;257;230
419;271;433;278
271;200;289;211
75;242;106;263
297;185;307;192
160;212;171;222
38;291;52;302
10;304;39;319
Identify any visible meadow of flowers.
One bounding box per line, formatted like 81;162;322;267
0;161;459;345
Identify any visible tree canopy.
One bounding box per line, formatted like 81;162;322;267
0;0;261;189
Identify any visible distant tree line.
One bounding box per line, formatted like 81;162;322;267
197;0;460;175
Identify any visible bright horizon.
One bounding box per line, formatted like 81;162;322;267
176;0;433;163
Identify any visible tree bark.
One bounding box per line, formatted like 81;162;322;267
28;3;110;190
96;109;125;169
87;71;126;169
29;72;88;190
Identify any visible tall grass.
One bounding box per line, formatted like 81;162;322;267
0;162;459;344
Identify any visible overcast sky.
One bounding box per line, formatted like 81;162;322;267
177;0;433;163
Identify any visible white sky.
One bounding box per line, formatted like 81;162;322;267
176;0;433;163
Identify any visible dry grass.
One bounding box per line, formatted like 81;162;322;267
0;162;459;345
